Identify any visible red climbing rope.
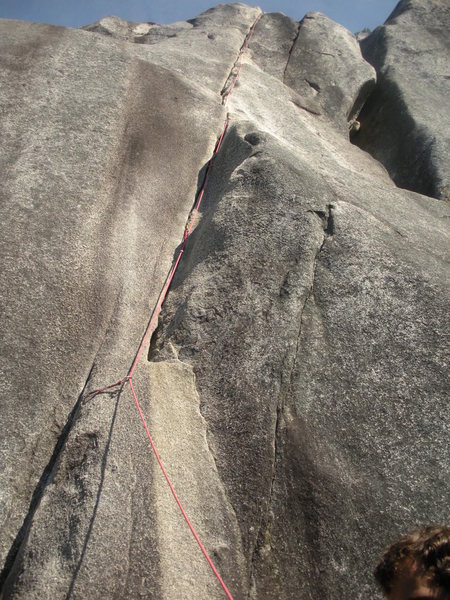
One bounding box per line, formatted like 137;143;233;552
129;380;234;600
127;112;229;380
224;16;259;102
87;14;261;599
86;113;229;401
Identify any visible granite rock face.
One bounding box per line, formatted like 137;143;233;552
354;0;450;199
283;12;376;133
0;2;449;600
0;5;258;596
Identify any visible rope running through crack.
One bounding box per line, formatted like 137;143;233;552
87;14;261;599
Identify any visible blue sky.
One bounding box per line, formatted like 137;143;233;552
0;0;398;33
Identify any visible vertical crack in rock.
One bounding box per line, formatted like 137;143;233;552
145;137;228;365
248;291;306;597
147;361;247;599
248;204;334;597
311;203;335;239
0;367;95;596
247;297;306;597
221;13;263;104
64;389;121;600
282;20;302;84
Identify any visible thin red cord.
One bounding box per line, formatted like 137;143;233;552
223;15;260;102
127;113;229;380
86;15;261;598
129;380;234;600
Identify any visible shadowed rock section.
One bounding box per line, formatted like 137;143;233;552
0;2;449;599
354;0;450;199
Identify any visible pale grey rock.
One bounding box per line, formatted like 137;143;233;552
249;13;323;117
355;30;371;42
83;15;193;44
283;12;376;134
83;4;262;94
0;3;449;600
146;361;247;599
150;47;450;598
248;12;299;81
0;8;252;597
355;0;450;198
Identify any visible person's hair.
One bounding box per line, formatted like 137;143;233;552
374;525;450;596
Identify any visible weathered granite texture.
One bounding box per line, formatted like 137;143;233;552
354;0;450;199
0;5;258;597
0;2;449;600
283;12;376;133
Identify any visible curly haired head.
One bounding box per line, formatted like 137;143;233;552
375;525;450;599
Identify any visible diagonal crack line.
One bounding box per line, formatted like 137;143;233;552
283;20;302;84
65;387;122;600
0;366;96;596
266;285;311;508
305;205;333;309
221;12;262;103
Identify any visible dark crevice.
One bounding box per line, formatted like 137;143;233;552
0;366;96;597
152;126;254;302
351;66;441;198
326;206;334;236
248;390;284;591
248;205;333;595
146;124;244;364
310;203;335;237
305;78;321;92
346;77;376;125
221;14;262;103
147;324;160;362
279;271;290;297
282;20;301;84
308;204;334;300
64;387;122;600
263;206;334;530
141;113;233;366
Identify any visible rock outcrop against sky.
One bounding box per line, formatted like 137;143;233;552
0;2;448;599
354;0;450;199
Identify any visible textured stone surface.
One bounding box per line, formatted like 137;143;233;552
151;55;450;599
0;8;252;596
0;2;449;600
283;12;376;133
83;4;261;94
147;361;247;599
354;0;450;198
248;12;299;81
